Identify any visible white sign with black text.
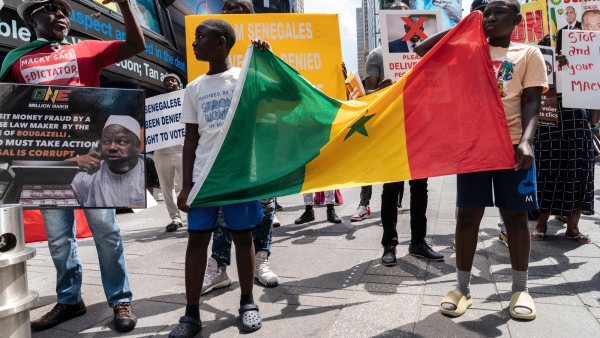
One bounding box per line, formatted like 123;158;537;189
145;90;185;152
562;30;600;109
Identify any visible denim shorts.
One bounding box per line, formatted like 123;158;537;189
457;145;538;211
187;200;264;233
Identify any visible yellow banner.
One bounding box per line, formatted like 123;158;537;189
185;14;346;100
511;0;549;45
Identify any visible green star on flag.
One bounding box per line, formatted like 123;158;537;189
345;111;375;141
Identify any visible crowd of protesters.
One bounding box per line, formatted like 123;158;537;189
1;0;597;336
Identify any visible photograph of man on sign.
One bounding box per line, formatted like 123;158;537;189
388;16;427;53
71;115;145;207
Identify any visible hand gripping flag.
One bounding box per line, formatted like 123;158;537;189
187;12;514;207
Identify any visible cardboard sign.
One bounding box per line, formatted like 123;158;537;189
145;90;185;152
185;14;345;100
511;1;549;45
379;10;444;83
345;72;365;99
537;46;558;126
0;84;146;209
562;30;600;109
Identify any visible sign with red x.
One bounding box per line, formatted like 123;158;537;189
379;10;444;83
401;17;429;41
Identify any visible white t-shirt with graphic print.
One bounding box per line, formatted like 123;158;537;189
180;67;240;182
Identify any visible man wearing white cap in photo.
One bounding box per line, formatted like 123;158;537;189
71;115;145;207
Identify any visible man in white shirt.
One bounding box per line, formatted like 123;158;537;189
72;115;145;207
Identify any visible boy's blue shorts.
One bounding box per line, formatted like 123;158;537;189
457;145;538;211
187;200;264;233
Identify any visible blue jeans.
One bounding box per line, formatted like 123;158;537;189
212;198;274;268
41;209;132;307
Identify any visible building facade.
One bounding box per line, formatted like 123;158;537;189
0;0;187;96
294;0;304;13
356;7;365;78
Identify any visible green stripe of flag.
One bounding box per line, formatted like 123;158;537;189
190;46;342;207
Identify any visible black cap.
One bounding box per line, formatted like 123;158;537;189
470;0;489;12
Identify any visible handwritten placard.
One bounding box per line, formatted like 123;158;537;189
562;30;600;109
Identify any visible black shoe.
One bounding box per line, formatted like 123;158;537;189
276;202;283;211
114;302;137;332
381;245;397;266
295;209;315;224
31;300;87;331
408;242;444;261
326;208;342;223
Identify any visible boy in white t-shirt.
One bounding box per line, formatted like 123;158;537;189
170;19;271;337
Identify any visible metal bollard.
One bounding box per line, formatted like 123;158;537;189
0;205;38;338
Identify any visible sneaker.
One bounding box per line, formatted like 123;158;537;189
255;251;279;286
295;209;315;224
156;192;164;201
113;302;137;332
272;215;281;228
350;205;371;221
202;257;232;295
499;231;508;247
275;202;283;211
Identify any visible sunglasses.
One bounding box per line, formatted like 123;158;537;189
30;3;72;18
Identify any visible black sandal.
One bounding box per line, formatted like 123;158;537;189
166;222;182;232
168;316;201;338
239;304;262;332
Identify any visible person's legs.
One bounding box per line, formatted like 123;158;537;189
154;153;182;226
565;202;584;237
359;186;372;206
203;208;232;294
398;181;405;207
353;186;372;221
211;208;232;269
441;171;493;312
185;233;212;312
41;210;81;305
381;182;402;247
254;199;279;286
325;190;341;223
533;213;551;237
409;178;428;244
83;209;132;307
296;193;316;224
231;231;256;296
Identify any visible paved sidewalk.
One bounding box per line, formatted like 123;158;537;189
27;172;600;337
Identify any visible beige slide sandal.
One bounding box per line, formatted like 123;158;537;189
509;292;537;320
439;291;473;317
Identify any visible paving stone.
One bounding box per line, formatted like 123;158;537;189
294;249;376;289
268;243;332;279
421;295;502;311
415;305;509;337
323;292;420;338
32;328;76;338
501;302;600;338
251;304;340;338
365;250;428;278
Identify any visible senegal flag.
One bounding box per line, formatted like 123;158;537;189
187;12;514;207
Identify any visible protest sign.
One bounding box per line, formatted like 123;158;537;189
548;0;583;51
145;90;185;152
0;84;145;209
511;1;549;45
379;10;444;83
185;14;345;100
409;0;462;29
562;30;600;109
345;72;365;99
537;46;558;126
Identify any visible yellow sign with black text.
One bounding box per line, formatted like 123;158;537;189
185;14;346;100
